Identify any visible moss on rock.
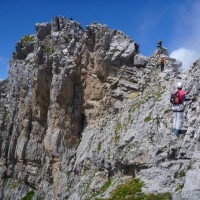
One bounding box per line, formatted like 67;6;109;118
96;178;172;200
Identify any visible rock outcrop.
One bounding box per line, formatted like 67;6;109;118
0;16;200;200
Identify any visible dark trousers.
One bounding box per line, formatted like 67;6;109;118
160;63;164;72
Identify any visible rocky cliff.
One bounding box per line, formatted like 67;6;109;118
0;16;200;200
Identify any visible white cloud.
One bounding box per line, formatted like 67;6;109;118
170;48;199;69
169;1;200;69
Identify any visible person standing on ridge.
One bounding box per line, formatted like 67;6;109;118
157;40;162;54
171;82;194;136
134;43;140;54
160;55;166;72
156;40;168;55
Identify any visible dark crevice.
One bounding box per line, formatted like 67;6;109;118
116;162;149;177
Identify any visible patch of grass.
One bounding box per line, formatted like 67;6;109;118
10;179;23;189
98;142;102;152
179;171;186;177
112;178;142;198
144;115;152;123
21;35;34;43
174;171;179;179
141;192;172;200
107;153;111;160
42;44;54;55
114;134;120;144
21;191;35;200
107;150;111;160
174;171;186;179
2;178;9;186
125;113;132;124
155;91;162;100
82;165;90;175
99;178;112;194
123;113;132;130
127;113;132;124
175;184;184;192
96;178;172;200
187;163;192;170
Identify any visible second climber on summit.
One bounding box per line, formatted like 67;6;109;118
160;55;166;72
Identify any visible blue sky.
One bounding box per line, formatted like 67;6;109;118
0;0;200;80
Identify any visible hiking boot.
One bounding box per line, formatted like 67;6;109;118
172;128;178;133
173;129;179;137
177;129;182;135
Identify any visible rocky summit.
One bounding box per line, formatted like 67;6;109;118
0;16;200;200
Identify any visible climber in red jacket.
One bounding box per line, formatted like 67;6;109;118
171;82;195;136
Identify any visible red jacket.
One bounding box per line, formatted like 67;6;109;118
178;89;190;102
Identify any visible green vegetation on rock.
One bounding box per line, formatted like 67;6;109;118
144;115;152;122
187;163;192;170
96;178;172;200
123;113;132;130
21;191;35;200
99;178;112;194
174;171;186;179
10;179;23;189
98;142;102;152
107;150;111;160
21;35;34;43
42;44;54;55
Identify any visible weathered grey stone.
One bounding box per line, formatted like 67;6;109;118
35;23;51;40
134;54;148;67
181;169;200;199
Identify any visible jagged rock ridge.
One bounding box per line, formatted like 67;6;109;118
0;16;200;200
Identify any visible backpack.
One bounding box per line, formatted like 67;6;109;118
170;91;181;104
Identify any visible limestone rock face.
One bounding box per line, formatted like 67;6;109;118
134;54;148;67
35;23;51;41
0;16;200;200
